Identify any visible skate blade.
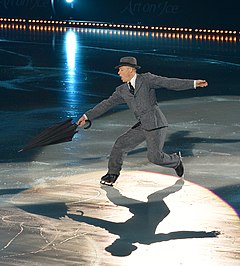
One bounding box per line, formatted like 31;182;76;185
100;180;114;186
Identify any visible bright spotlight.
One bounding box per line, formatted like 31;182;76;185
66;0;74;3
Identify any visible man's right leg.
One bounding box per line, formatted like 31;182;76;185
101;125;145;185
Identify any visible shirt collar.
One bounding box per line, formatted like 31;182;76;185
129;73;137;88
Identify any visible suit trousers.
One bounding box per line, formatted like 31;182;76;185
107;124;180;175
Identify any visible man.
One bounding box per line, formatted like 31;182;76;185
78;57;208;186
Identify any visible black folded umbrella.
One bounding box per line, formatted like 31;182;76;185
18;118;91;152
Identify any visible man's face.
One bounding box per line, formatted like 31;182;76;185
118;66;136;83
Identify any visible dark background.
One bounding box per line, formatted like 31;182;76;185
0;0;239;29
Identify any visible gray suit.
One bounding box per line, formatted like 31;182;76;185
85;72;195;175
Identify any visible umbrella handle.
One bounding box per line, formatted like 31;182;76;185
84;119;92;129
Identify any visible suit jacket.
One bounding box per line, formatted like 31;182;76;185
85;72;195;130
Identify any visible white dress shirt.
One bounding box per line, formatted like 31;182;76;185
128;73;137;89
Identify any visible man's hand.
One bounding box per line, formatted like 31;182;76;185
196;80;208;87
77;115;87;127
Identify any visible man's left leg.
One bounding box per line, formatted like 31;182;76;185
145;127;183;175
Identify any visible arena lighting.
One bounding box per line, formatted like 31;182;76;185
0;17;239;42
66;0;74;3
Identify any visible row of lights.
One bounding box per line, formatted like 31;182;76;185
0;17;239;38
1;23;238;43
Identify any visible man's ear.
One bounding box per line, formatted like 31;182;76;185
131;68;136;74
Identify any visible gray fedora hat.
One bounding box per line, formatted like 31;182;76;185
115;57;141;69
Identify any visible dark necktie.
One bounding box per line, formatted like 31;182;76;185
128;82;134;95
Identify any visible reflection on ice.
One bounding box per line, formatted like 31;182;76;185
0;171;238;265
